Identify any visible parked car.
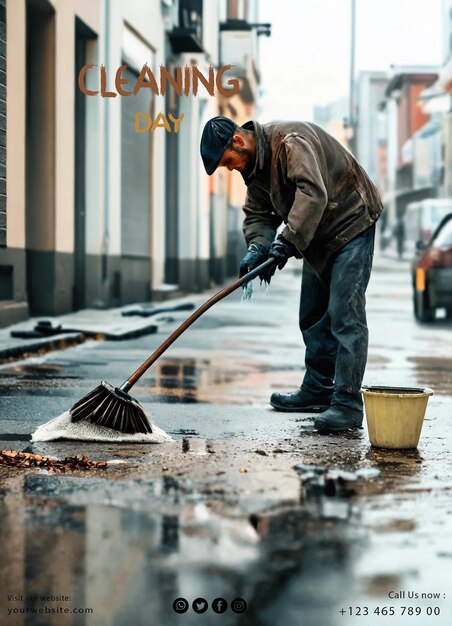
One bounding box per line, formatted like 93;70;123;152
412;213;452;322
405;199;452;252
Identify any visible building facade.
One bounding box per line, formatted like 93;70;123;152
380;68;439;241
355;71;389;188
0;0;265;327
313;97;350;148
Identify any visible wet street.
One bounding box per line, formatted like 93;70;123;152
0;255;451;626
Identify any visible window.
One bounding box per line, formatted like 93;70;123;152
433;218;452;247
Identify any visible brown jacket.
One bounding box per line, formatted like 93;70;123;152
242;120;383;273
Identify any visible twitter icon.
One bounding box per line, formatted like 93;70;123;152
192;598;208;614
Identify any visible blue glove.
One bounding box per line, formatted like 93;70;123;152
239;242;269;278
259;235;301;283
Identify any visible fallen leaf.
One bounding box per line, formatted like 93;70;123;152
1;450;108;472
2;450;18;458
239;467;248;473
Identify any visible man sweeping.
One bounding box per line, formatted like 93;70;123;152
200;116;383;434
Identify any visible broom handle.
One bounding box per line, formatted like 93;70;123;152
119;257;276;393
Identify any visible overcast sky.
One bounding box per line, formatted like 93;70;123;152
257;0;444;121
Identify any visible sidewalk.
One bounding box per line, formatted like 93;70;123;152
0;299;196;363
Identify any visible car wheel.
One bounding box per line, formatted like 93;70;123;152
413;290;434;323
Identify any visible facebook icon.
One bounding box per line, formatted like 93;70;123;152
212;598;228;614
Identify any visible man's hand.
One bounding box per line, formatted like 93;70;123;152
239;242;269;278
259;235;302;283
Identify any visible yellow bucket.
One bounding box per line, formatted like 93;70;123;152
361;385;434;449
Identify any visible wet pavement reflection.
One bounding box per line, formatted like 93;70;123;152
0;356;301;406
0;468;368;626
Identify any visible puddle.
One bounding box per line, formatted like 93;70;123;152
373;518;417;533
134;357;301;405
366;354;391;369
363;573;403;597
0;355;301;405
0;464;371;626
355;449;425;494
0;361;82;394
0;362;82;382
408;356;452;394
366;448;423;469
2;474;262;621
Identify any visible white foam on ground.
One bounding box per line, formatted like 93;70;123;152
31;411;174;443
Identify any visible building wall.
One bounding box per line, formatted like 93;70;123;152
174;57;220;292
384;96;399;226
397;79;435;169
410;83;431;135
23;0;99;316
0;0;103;320
69;1;168;307
356;72;389;185
381;71;441;255
102;0;167;303
168;0;229;292
2;0;168;321
0;0;5;249
313;97;349;147
0;0;28;326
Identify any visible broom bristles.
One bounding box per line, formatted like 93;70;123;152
69;381;153;434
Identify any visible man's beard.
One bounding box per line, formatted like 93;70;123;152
232;146;255;181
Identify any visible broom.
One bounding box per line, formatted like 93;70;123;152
69;258;277;434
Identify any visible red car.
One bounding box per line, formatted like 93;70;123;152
412;213;452;322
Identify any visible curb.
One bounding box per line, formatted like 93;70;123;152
0;333;86;365
0;322;160;364
86;323;158;341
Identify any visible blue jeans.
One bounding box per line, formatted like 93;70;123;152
299;225;375;414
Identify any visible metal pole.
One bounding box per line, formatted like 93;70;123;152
349;0;356;152
102;0;110;283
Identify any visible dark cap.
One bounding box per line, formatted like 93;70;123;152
200;116;237;175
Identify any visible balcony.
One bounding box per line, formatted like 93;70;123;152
168;0;203;54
